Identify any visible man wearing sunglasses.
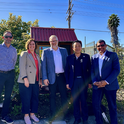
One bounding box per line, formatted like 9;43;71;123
0;30;17;124
91;40;120;124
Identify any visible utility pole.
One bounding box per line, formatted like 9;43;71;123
66;0;74;28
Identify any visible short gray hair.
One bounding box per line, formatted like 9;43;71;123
49;35;58;41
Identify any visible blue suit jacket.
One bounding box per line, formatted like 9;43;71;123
91;50;120;90
65;53;92;88
41;47;68;84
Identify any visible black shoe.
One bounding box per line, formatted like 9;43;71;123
73;119;81;124
1;116;13;124
48;115;56;124
61;115;69;122
83;120;88;124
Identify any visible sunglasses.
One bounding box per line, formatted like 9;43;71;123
4;36;13;39
97;44;105;47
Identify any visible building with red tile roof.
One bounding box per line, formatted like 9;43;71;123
30;27;77;55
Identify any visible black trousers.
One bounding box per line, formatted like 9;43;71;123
49;73;67;117
0;70;15;118
71;78;88;121
19;81;39;114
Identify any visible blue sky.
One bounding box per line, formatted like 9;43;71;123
0;0;124;47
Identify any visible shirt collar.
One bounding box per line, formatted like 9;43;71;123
98;51;106;57
2;42;12;48
28;50;36;56
51;47;59;52
75;53;81;60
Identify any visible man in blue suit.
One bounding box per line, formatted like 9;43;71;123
91;40;120;124
65;40;92;124
41;35;68;122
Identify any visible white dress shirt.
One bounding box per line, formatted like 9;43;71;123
52;47;64;73
93;51;109;84
98;51;109;84
98;51;106;77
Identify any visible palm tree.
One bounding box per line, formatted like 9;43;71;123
108;14;120;49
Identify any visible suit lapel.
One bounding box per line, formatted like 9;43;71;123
49;48;55;68
71;54;75;65
71;54;75;72
36;55;40;70
95;53;100;76
96;53;99;66
59;48;64;64
81;53;86;68
102;51;109;69
28;53;36;67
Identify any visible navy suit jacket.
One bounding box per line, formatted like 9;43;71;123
65;53;92;88
41;47;68;84
91;50;120;90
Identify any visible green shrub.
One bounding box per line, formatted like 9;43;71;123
10;104;22;116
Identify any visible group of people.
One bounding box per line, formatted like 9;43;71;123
0;30;120;124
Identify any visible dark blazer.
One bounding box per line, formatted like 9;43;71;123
41;47;68;84
65;53;92;88
91;50;120;90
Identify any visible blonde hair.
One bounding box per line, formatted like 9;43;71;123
25;38;37;50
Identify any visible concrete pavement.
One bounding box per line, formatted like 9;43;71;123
0;115;96;124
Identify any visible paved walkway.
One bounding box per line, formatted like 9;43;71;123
0;116;96;124
0;114;124;124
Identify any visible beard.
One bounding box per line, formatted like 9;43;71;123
51;42;58;49
5;40;11;44
52;45;58;49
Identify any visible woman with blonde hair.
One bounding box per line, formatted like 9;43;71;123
18;38;42;124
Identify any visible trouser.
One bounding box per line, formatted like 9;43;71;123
0;70;15;118
92;88;117;124
49;73;67;117
71;78;88;121
19;81;39;114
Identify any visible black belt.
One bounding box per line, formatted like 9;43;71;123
56;73;64;77
75;76;82;78
0;69;14;74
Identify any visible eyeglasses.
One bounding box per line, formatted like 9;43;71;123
97;44;105;47
50;40;58;42
4;36;13;39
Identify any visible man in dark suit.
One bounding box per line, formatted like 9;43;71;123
65;40;92;124
41;35;68;122
91;40;120;124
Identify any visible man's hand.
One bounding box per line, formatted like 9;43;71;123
24;78;29;88
44;79;49;86
39;79;42;88
93;82;101;86
97;80;107;88
94;81;103;88
66;84;71;90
